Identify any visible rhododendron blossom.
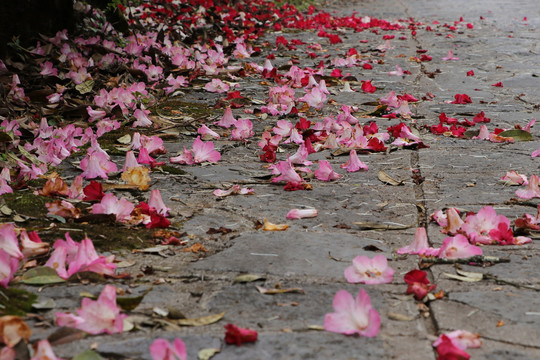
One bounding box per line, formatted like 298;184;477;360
286;208;318;219
500;170;528;186
438;235;482;259
231;119;254;140
324;289;380;337
460;206;509;245
56;285;126;334
91;193;134;222
148;189;170;217
271;159;303;184
344;254;394;284
224;324;258;346
515;175;540;199
205;78;230;93
191;137;221;163
404;269;436;300
433;330;482;360
314;160;341;181
340;150;368;172
213;185;254;197
215;107;237;128
397;227;440;256
149;338;187;360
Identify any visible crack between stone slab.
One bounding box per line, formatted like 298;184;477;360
395;1;443;356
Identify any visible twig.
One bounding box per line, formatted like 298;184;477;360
420;255;510;265
484;273;540;291
328;252;347;262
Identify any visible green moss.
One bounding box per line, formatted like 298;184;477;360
2;192;49;217
0;288;37;316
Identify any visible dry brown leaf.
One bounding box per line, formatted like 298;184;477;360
198;348;221;360
255;285;305;295
37;177;70;197
0;316;31;347
176;312;225;326
262;219;289;231
181;243;209;253
496;320;505;327
377;170;403;186
387;312;415;321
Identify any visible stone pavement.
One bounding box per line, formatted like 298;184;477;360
30;0;540;358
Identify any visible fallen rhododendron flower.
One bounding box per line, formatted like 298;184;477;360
450;94;472;104
148;189;171;217
0;315;31;347
215;107;237;128
324;289;380;337
515;205;540;231
213;185;254;197
441;50;459;61
314;160;341;181
361;80;377;93
434;335;471;360
515;175;540;199
198;124;220;139
205;78;230;93
45;235;116;279
262;219;288;231
121;166;151;191
434;330;482;351
91;193;134;222
192;137;221;163
37;177;70;197
231;119;254;140
83;181;105;201
437;235;482;259
344;254;394;284
286;208;318;219
56;284;126;334
500;170;528;186
271;159;303;184
460;206;510;245
20;230;49;259
433;330;481;360
45;200;82;219
31;339;64;360
397;227;440;256
149;338;187;360
224;324;258;346
340;150;368;172
404;269;436;301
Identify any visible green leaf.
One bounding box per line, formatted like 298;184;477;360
116;286;153;311
498;129;532;141
21;267;65;285
72;350;105;360
75;80;95;94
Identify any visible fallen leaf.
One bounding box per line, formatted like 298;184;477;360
21;267;66;285
132;245;169;254
176;312;225;326
31;298;56;311
255;286;305;295
307;325;324;331
378;170;404;186
234;274;266;283
0;316;31;347
498;129;532;141
72;349;106;360
0;205;13;216
496;320;505;327
47;327;85;346
207;227;232;235
181;243;209;253
443;273;482;282
363;245;384;252
456;269;484;280
75;80;94;94
387;312;415;321
262;219;289;231
81;287;152;312
117;134;132;144
198;348;221;360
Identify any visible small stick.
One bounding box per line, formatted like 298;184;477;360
420;255;510;265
